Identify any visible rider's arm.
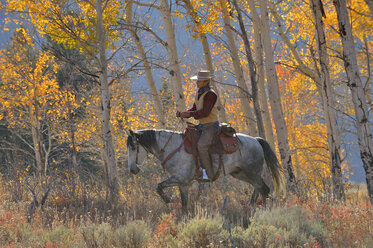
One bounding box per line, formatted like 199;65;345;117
188;103;197;112
190;91;217;119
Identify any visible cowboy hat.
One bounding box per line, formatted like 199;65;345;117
190;70;214;81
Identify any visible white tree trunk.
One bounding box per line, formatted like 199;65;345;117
219;0;257;135
259;0;297;192
248;0;276;149
159;0;186;111
333;0;373;204
311;0;345;201
96;0;118;201
126;1;165;128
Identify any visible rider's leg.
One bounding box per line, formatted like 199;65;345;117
197;123;216;180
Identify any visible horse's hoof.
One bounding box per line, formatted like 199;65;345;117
170;195;178;201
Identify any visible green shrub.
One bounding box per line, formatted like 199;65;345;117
41;225;71;245
230;225;283;248
177;215;228;248
16;223;33;243
114;220;151;248
253;206;325;247
81;222;112;248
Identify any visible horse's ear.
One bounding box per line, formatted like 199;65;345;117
125;129;133;136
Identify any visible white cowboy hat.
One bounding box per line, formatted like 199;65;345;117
190;70;214;81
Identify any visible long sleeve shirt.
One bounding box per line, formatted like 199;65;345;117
188;87;217;119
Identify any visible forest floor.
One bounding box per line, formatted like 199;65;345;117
0;167;371;248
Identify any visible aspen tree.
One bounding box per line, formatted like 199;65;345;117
258;0;297;192
219;0;257;135
96;0;119;201
159;0;186;111
247;0;276;149
126;1;166;128
0;29;64;178
311;0;345;201
232;0;265;138
5;0;124;200
333;0;373;203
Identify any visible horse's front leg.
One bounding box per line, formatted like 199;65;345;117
157;176;181;204
179;186;188;213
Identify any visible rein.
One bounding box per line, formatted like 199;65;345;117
160;118;184;154
160;118;185;169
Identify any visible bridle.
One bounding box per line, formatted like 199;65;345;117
130;135;152;165
128;121;184;167
133;138;140;165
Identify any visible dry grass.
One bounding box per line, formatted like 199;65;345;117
0;167;371;248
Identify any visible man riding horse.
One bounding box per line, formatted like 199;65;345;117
126;70;283;212
176;70;219;181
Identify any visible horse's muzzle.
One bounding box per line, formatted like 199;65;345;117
130;166;140;175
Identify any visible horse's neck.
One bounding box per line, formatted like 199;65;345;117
154;130;183;160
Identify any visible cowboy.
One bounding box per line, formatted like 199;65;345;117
176;70;220;180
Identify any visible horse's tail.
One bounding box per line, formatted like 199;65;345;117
256;137;285;195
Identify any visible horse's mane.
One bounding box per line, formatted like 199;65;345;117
134;129;157;152
128;129;183;151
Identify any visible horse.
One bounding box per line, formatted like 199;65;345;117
125;129;284;212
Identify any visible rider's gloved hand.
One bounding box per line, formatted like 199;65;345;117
180;112;191;118
176;111;191;118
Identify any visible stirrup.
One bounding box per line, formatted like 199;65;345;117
196;169;211;183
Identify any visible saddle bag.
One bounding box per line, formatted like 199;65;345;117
219;133;239;154
210;123;239;154
219;123;237;137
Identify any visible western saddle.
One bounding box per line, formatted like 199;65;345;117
183;122;239;181
161;123;239;181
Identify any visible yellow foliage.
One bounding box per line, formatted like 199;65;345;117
6;0;123;52
0;28;66;131
182;0;224;38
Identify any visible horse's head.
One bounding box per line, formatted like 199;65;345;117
125;129;148;174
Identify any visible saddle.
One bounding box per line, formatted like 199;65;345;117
183;123;239;155
183;123;239;180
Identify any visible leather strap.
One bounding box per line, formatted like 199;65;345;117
161;142;183;169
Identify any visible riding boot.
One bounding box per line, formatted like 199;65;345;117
198;149;214;180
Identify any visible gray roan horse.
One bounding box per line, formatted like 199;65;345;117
125;129;284;212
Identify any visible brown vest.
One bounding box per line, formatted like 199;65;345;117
195;89;219;124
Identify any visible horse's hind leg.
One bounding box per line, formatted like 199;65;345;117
251;177;270;208
231;171;270;208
